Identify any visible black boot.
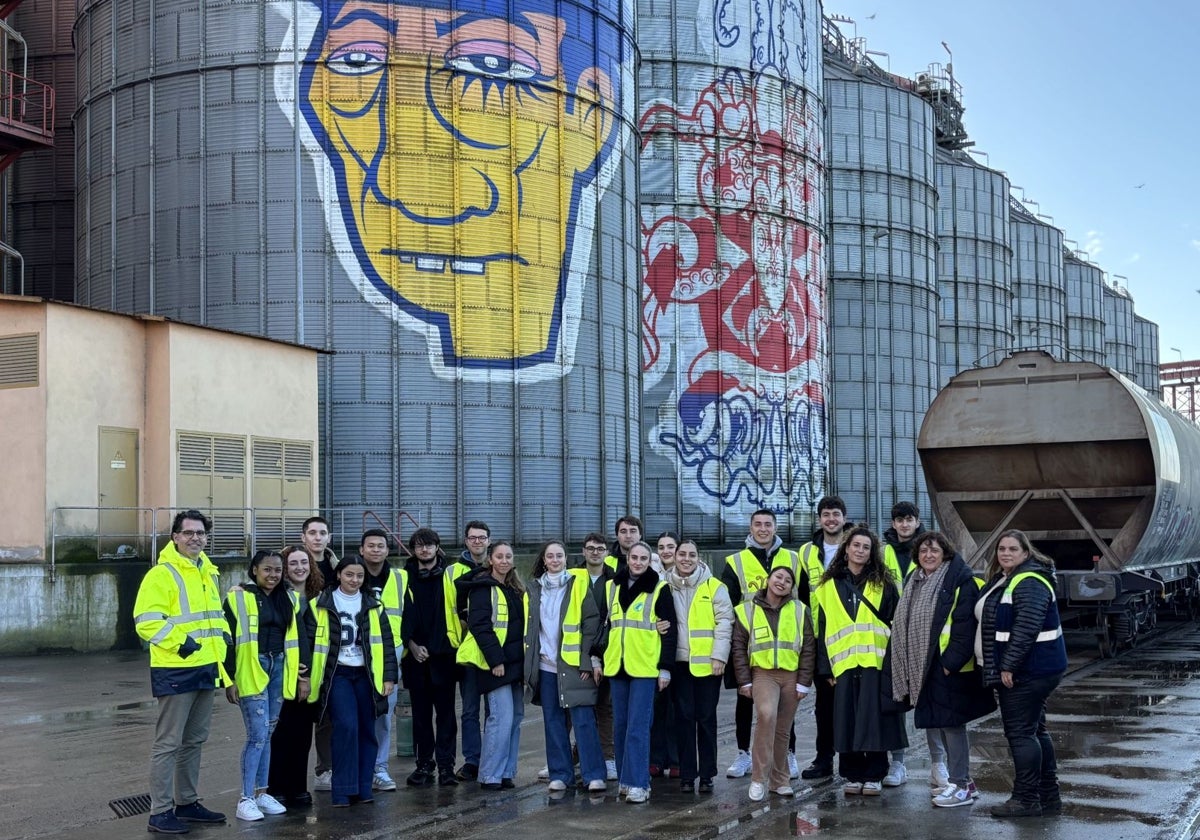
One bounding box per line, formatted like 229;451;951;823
406;761;435;787
990;798;1042;818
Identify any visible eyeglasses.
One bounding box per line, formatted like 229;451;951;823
466;535;488;542
583;545;607;552
178;530;207;539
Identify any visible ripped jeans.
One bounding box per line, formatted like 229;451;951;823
239;652;286;798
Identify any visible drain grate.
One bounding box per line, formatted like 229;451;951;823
109;794;152;818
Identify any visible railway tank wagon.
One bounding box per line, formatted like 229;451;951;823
918;351;1200;655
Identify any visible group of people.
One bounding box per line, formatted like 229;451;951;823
133;501;1069;834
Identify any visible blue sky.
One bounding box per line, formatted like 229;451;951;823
826;0;1200;362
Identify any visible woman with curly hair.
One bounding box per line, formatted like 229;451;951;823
813;525;905;796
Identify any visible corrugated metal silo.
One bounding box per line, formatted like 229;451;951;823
1008;198;1065;357
934;147;1012;385
1133;314;1160;395
638;0;827;540
822;46;939;530
9;0;75;301
1102;282;1136;378
73;0;642;544
1063;251;1105;364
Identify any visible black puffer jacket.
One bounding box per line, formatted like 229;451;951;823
980;559;1062;686
461;569;526;694
907;556;996;728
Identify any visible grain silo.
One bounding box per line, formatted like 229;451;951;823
638;0;827;540
1063;250;1105;364
73;0;642;544
1008;198;1065;357
822;33;939;529
1102;281;1136;378
1133;314;1160;395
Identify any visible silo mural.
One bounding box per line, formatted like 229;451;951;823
638;0;827;539
74;0;642;543
1008;198;1065;357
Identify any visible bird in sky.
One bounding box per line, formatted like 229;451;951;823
1134;183;1145;189
866;12;877;19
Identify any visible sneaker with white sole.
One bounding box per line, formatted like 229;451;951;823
967;780;980;799
254;793;286;815
773;785;794;797
236;797;264;822
373;767;397;791
748;781;766;802
843;781;863;795
313;770;332;791
537;765;550;780
548;780;567;792
930;761;949;790
626;787;649;804
787;751;799;780
882;761;907;787
726;750;752;778
933;784;974;808
606;760;619;781
588;779;607;792
862;781;883;796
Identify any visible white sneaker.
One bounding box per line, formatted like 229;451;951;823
606;760;619;781
933;783;973;808
254;793;286;815
537;765;550;780
236;797;264;822
773;785;794;797
588;779;607;792
313;770;332;791
548;779;567;792
787;751;799;779
748;781;766;802
726;750;752;778
843;781;863;795
373;767;397;791
930;761;949;790
626;787;649;803
882;761;907;787
862;781;883;796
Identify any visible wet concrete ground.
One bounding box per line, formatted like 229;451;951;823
5;624;1200;840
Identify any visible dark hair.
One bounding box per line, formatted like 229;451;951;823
171;509;211;535
463;520;490;538
614;515;643;534
816;496;847;516
337;554;366;578
751;508;777;522
487;540;525;592
676;539;700;556
987;529;1055;579
247;550;293;629
360;528;389;548
583;531;608;547
301;515;329;533
408;527;441;550
911;531;955;562
248;549;282;577
655;530;680;546
890;501;920;520
531;540;568;579
820;525;896;591
282;543;324;600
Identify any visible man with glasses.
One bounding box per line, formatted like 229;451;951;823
135;510;230;834
454;521;490;781
581;532;619;780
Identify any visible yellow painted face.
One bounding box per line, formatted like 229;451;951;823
305;0;616;366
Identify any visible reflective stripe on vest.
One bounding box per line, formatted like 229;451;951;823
815;580;890;677
559;569;590;667
684;578;723;676
307;603;387;700
444;563;468;648
726;548;800;603
939;577;984;672
229;589;301;699
995;572;1064;644
603;580;664;679
735;599;807;671
379;567;407;651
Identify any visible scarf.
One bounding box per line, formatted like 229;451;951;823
538;571;569;670
891;560;950;705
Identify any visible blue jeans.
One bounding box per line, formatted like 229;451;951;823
374;647;402;769
329;667;378;804
611;676;655;790
998;673;1061;804
479;681;523;784
460;666;482;766
539;669;605;785
239;652;286;798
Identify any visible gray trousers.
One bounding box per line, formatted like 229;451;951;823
926;726;970;785
150;690;215;815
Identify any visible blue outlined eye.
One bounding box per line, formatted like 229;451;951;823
327;41;387;75
445;39;539;80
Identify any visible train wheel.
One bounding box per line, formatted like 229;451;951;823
1097;622;1115;659
1111;612;1134;650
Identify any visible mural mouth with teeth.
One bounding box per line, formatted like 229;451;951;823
384;251;528;276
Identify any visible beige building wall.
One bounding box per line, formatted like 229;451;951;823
0;299;47;558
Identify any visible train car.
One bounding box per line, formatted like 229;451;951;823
918;351;1200;656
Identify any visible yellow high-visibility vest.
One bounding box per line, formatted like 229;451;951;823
735;599;807;671
227;588;301;698
602;580;665;679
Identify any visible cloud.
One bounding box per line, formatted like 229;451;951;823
1084;230;1104;256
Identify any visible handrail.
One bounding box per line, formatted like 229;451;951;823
0;68;54;139
362;510;421;559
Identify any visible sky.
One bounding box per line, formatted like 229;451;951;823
825;0;1200;363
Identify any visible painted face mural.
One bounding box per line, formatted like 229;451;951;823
640;0;827;522
275;0;627;381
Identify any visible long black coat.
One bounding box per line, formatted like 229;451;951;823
462;569;526;695
908;556;996;729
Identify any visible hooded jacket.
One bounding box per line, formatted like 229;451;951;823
883;524;927;581
667;561;735;670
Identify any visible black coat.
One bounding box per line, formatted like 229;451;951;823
908;557;996;729
462;569;526;694
305;586;398;719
